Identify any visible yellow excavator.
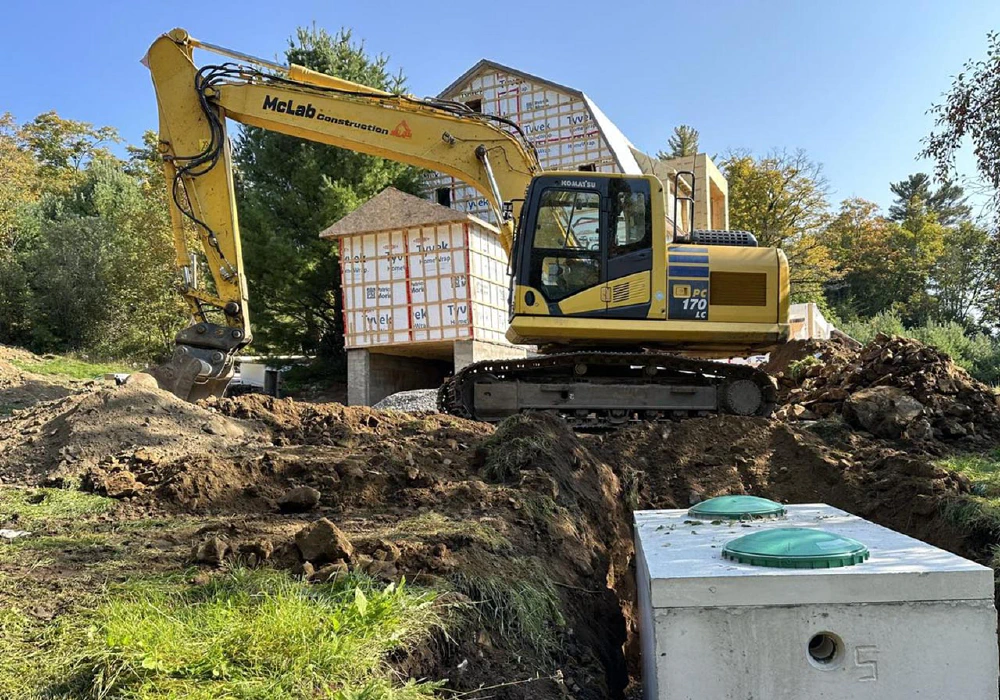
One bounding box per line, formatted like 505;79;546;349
145;29;789;427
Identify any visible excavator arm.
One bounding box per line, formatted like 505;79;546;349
144;29;539;401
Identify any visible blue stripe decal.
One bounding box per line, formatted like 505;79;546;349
669;254;709;263
669;266;710;278
669;246;709;253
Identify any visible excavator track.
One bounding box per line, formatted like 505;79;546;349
437;352;776;430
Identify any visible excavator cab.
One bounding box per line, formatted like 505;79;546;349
511;173;660;323
505;170;789;355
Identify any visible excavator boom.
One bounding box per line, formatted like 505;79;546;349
144;29;538;401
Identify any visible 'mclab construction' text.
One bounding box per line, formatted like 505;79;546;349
261;95;389;134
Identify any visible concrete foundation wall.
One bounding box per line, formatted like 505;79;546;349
347;349;451;406
453;339;528;371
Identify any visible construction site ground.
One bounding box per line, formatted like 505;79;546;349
1;336;999;699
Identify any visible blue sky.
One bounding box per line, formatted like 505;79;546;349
3;0;998;211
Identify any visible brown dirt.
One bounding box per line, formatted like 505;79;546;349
0;347;79;416
770;334;1000;446
0;339;995;699
592;416;972;556
0;383;261;487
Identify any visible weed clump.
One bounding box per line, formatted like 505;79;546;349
451;566;565;653
480;414;560;483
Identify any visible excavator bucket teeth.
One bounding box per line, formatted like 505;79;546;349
146;350;234;403
146;323;244;403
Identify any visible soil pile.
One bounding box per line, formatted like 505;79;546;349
0;346;77;414
0;381;260;486
772;334;1000;444
593;416;971;553
4;388;632;699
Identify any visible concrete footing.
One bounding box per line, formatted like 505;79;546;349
347;340;528;406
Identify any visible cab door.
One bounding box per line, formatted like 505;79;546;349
522;182;607;317
603;178;653;318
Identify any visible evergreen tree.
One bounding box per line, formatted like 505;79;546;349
234;26;423;365
888;172;970;225
657;125;699;159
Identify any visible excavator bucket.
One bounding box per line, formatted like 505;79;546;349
146;323;246;402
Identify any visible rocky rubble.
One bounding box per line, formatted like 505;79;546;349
774;334;1000;442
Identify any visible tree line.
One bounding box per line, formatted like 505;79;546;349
0;114;182;361
1;26;999;382
714;144;1000;382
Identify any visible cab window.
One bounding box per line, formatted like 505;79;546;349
533;189;601;251
530;188;602;302
608;179;652;257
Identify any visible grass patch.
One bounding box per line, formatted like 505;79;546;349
0;487;112;529
0;568;443;699
937;450;1000;497
10;356;129;380
0;607;88;699
451;566;564;653
389;512;511;552
481;414;555;483
942;497;1000;537
5;533;112;551
936;451;1000;536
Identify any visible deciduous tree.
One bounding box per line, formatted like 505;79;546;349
719;149;837;302
922;31;1000;219
826;198;944;323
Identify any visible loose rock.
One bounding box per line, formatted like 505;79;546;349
277;486;321;513
294;518;353;563
192;536;229;566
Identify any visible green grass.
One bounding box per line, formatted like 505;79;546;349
0;568;444;700
10;356;129;380
480;414;554;483
0;487;113;529
937;450;1000;536
787;355;822;381
0;606;89;699
451;566;565;653
937;450;1000;497
389;512;511;552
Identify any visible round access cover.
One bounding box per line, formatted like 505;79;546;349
723;528;869;569
688;495;785;520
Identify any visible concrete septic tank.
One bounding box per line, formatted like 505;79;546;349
634;503;998;700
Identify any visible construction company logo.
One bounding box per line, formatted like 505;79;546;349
390;120;412;138
261;95;389;135
556;179;598;189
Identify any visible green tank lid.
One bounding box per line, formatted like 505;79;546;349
688;495;785;520
722;528;870;569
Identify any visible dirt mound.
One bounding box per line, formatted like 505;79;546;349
91;407;632;698
772;334;1000;444
594;414;972;555
0;382;261;485
0;346;78;415
763;335;857;377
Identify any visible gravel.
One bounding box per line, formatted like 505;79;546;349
372;389;439;413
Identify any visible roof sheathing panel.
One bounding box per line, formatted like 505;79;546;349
320;187;470;239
